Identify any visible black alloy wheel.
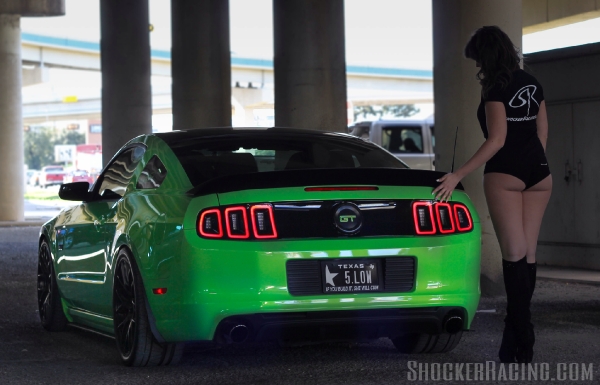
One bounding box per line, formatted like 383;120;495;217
37;240;68;331
113;249;183;366
113;254;137;360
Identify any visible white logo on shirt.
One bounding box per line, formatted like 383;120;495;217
508;85;539;116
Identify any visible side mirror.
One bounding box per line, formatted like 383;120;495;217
100;189;122;201
59;182;90;201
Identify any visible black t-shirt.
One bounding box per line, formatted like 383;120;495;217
477;69;545;148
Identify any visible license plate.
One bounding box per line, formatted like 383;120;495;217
322;259;381;293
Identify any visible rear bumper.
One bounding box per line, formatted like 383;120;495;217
214;306;467;344
146;232;480;342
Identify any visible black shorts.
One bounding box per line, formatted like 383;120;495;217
484;143;551;190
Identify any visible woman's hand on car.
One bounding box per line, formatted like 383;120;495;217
432;173;461;202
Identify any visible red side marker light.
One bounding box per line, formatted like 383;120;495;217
152;288;167;295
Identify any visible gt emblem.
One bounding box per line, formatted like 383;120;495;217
334;204;362;234
339;215;356;223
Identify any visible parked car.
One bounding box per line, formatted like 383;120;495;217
38;128;480;366
63;169;97;185
349;118;435;170
39;165;65;188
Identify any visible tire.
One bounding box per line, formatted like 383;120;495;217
113;248;183;366
391;331;463;354
37;239;69;331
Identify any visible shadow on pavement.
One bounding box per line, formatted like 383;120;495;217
1;226;599;383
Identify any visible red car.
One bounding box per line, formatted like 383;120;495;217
62;170;96;185
39;166;65;188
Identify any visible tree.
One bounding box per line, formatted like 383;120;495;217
55;130;86;146
354;104;420;121
24;127;86;170
24;128;55;170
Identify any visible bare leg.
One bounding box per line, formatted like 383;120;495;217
522;175;553;263
483;173;527;261
484;172;543;363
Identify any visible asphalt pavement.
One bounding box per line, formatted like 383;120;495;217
1;226;599;384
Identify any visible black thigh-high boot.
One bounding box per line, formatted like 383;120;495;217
498;305;517;362
499;257;533;363
498;311;517;362
526;262;537;355
528;262;537;299
499;259;537;363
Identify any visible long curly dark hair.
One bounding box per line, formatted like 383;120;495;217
464;26;521;98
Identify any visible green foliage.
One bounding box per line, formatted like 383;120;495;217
354;104;420;121
24;127;86;170
24;129;54;170
56;130;86;145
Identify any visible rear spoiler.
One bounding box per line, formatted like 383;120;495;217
187;168;463;197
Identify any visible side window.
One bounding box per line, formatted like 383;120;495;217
137;155;167;189
382;126;423;153
97;146;145;198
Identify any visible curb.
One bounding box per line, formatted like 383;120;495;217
537;265;600;286
537;276;600;286
0;221;45;228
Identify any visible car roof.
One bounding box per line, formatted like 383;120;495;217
372;119;433;125
153;127;360;146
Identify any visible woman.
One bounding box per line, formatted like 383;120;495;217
432;26;552;363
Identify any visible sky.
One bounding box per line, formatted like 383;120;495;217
20;0;600;70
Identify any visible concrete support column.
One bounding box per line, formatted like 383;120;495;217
171;0;231;130
100;0;152;165
273;0;347;132
432;0;522;295
0;15;23;221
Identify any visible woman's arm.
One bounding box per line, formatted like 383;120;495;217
536;100;548;151
432;101;507;201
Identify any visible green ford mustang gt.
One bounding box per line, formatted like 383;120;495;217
37;128;481;366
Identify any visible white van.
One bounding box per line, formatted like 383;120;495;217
349;118;435;170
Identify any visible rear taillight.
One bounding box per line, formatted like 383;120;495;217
435;203;455;234
198;204;278;240
412;202;436;235
198;209;223;238
453;203;473;232
250;204;278;239
225;206;250;239
412;201;473;235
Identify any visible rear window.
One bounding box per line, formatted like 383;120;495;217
167;133;407;186
137;155;167;189
381;125;423;153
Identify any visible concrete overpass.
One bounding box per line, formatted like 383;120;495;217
20;32;434;125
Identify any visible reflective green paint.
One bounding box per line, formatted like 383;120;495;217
41;134;481;343
150;232;480;341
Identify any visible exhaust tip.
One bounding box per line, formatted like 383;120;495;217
444;315;463;334
229;324;249;343
221;321;251;344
